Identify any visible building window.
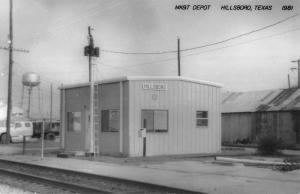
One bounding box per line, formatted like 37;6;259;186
67;112;82;132
196;111;208;127
101;110;120;132
15;122;22;128
141;110;168;132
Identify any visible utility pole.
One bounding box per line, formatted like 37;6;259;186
50;83;53;130
3;0;29;144
84;26;99;155
88;27;93;82
288;74;291;89
291;59;300;88
85;27;99;82
177;38;181;76
5;0;13;144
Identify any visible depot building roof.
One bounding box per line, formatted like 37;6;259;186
59;76;223;90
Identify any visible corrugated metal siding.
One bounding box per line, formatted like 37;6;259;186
128;80;221;156
222;112;297;144
222;113;252;143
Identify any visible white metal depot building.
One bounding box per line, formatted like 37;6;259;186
60;76;222;157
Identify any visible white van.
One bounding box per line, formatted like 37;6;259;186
0;121;33;143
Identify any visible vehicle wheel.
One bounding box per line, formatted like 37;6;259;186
46;133;55;140
0;133;11;144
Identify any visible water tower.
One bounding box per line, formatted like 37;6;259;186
22;72;40;118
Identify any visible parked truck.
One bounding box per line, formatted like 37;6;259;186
0;120;33;143
0;119;60;143
31;120;60;140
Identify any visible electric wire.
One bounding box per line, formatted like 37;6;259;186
31;1;126;47
101;14;299;55
110;26;300;70
7;23;300;87
182;26;300;58
96;62;176;76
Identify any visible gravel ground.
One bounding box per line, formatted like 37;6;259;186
0;173;74;194
0;160;194;194
0;183;32;194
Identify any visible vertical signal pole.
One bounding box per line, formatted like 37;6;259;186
6;0;13;144
88;26;93;82
84;26;99;155
50;83;53;129
89;27;94;155
177;38;181;76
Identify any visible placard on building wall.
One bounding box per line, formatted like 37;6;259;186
142;83;168;91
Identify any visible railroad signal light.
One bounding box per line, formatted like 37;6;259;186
94;47;99;57
84;46;99;57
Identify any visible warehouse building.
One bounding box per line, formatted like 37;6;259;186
222;88;300;145
60;76;222;157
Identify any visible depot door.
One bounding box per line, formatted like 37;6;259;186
65;110;87;152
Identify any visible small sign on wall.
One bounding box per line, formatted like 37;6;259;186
142;83;168;91
139;128;146;138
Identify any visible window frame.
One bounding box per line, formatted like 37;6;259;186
67;111;82;132
101;109;120;133
15;122;22;128
141;109;169;133
196;111;208;127
25;122;31;127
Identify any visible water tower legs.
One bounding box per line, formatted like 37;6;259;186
38;85;41;114
21;85;24;108
27;87;32;118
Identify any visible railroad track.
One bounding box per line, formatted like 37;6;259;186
0;167;110;193
0;159;199;194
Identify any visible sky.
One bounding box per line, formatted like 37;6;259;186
0;0;299;118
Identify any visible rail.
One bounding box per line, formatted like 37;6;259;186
0;158;199;193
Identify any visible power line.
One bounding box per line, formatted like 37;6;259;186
9;66;61;95
101;48;176;55
182;26;300;57
9;25;300;85
95;62;176;75
30;1;126;48
0;46;29;53
13;61;86;86
114;26;300;69
96;62;152;74
180;14;299;52
101;14;299;55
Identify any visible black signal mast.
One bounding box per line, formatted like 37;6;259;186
84;26;99;82
84;26;99;155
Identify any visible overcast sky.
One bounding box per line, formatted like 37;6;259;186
0;0;299;117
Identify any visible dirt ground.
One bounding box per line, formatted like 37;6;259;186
1;141;299;168
0;144;300;194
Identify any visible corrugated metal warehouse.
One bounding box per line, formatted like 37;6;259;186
60;76;222;157
222;88;300;145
